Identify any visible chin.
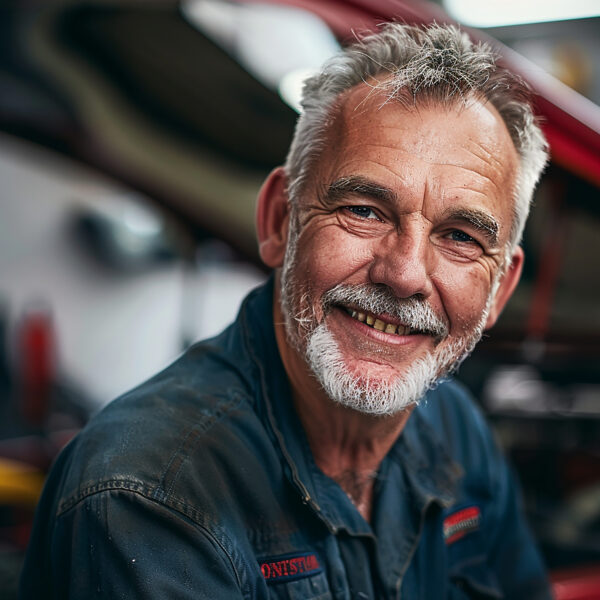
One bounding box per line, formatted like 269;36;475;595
305;323;446;416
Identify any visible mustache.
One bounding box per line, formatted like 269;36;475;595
321;283;449;338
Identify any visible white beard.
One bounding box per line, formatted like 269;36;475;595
304;316;485;416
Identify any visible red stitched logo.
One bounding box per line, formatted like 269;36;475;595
443;506;481;545
259;552;322;584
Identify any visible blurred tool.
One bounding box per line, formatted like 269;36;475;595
73;197;177;271
17;305;55;428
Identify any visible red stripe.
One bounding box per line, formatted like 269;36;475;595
444;506;480;528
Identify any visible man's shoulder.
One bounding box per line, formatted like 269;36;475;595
55;338;268;517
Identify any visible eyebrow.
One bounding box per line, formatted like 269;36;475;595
445;208;500;247
325;176;500;247
325;176;397;206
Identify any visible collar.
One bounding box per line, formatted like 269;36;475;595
241;276;461;536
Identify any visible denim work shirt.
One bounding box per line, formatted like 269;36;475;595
20;278;552;599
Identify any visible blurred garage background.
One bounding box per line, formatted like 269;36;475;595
1;0;599;597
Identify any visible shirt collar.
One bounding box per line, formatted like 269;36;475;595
390;405;463;508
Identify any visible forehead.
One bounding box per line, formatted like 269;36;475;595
334;82;518;163
317;84;519;239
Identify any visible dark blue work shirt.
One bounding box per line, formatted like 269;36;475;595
20;278;552;599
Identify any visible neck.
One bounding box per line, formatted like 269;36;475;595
272;283;413;521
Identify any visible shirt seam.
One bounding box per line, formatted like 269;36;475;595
240;279;329;529
156;389;247;502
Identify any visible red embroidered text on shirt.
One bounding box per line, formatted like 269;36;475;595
260;552;322;584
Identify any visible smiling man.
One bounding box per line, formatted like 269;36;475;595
22;23;552;599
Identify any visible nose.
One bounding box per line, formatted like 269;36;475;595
368;222;434;299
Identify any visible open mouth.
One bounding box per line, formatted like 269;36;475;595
341;306;419;336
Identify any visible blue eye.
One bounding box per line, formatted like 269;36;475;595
346;206;378;219
449;230;475;243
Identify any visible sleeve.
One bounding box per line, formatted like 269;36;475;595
484;442;554;600
21;489;246;599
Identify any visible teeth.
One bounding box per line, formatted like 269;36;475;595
343;306;414;336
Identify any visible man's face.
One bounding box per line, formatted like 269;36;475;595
279;89;520;415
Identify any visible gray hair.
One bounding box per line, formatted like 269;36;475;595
284;23;548;250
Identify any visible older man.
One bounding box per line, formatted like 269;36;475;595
21;23;551;599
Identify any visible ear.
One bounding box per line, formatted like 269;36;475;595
256;167;291;268
485;246;524;330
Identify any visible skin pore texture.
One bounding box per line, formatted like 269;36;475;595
257;84;523;521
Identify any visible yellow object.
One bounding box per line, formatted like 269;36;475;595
0;457;45;507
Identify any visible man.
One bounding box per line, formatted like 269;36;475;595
21;23;551;599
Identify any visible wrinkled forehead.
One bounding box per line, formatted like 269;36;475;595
332;80;517;153
322;81;517;174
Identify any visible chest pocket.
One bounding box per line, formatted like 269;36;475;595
448;557;503;599
265;570;332;600
443;505;503;599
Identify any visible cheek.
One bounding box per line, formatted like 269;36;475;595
298;227;374;286
434;267;493;334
